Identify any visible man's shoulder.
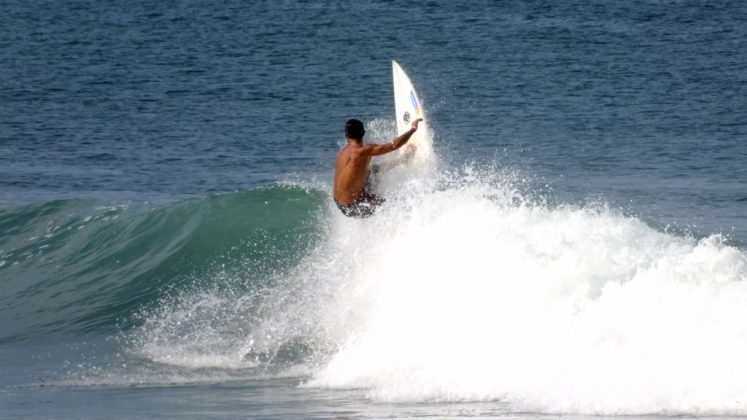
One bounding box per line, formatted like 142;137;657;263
340;143;368;156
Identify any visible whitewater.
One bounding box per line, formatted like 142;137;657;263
117;121;747;416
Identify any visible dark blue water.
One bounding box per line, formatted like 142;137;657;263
2;1;747;418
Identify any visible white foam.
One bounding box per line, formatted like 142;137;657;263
134;292;259;370
299;163;747;415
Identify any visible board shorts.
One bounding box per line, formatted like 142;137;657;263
335;190;385;218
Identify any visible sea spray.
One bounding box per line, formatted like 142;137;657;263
303;168;747;414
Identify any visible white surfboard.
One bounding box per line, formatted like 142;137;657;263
392;60;432;164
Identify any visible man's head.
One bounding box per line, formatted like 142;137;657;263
345;119;365;140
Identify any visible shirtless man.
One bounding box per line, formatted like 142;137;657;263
333;117;423;217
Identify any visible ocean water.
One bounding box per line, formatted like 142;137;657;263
2;0;746;418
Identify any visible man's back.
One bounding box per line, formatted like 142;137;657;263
333;143;372;205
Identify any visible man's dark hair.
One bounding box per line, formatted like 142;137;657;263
345;119;365;140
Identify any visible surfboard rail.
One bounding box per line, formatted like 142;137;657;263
392;60;432;164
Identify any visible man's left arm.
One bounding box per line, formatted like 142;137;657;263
361;118;423;157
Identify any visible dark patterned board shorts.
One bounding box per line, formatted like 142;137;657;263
335;191;385;218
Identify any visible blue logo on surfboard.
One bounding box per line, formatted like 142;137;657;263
409;91;420;115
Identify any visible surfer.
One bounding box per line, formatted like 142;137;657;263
333;117;423;218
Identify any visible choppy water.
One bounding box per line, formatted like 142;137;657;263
2;0;746;418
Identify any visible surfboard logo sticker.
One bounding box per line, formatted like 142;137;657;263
403;111;410;124
409;91;420;115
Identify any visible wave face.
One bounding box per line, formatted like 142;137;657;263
0;185;326;344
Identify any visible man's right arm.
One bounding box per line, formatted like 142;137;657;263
362;118;423;156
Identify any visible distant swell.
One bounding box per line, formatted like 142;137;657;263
0;185;327;344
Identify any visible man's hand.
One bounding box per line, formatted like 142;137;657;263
411;118;423;131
